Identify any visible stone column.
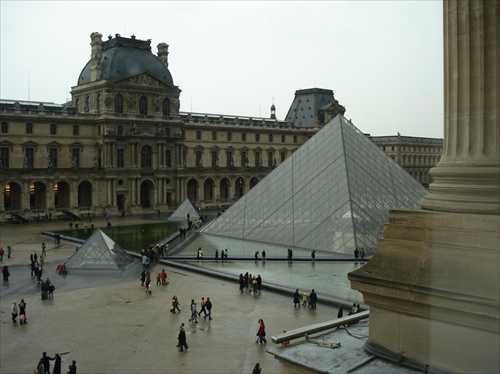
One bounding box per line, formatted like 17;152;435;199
349;2;499;373
421;0;499;215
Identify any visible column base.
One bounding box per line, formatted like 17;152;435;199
349;208;499;373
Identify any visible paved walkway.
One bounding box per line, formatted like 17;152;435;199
0;217;337;374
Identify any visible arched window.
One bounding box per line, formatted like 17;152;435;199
85;96;90;112
162;98;170;117
115;94;124;113
139;96;148;115
141;145;153;168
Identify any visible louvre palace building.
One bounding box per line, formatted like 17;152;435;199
0;32;442;221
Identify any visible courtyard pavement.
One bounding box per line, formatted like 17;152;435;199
1;216;339;374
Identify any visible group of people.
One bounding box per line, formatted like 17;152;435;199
254;250;267;262
11;299;27;323
141;243;169;268
293;289;318;309
353;248;366;261
35;352;76;374
0;245;13;261
187;297;213;324
214;248;229;260
239;272;262;294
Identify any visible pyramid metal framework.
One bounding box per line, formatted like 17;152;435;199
65;229;135;272
202;114;428;255
168;199;200;221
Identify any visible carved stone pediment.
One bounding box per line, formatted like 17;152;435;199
119;72;171;89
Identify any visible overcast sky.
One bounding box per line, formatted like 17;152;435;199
1;1;443;138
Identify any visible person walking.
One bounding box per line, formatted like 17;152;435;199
11;301;18;323
360;248;365;261
354;248;359;261
177;323;188;352
41;242;46;257
189;299;198;323
256;319;267;345
170;296;181;313
198;297;207;318
7;245;12;258
239;273;245;293
0;247;4;262
261;249;266;263
205;297;213;320
293;289;300;308
311;250;316;262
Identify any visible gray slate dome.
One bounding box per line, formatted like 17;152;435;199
78;35;174;86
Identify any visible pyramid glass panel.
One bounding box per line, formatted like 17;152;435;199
202;114;428;255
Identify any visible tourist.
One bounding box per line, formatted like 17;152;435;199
256;319;267;345
140;270;146;287
293;289;300;308
170;295;181;314
156;272;161;286
254;250;259;261
349;303;358;315
337;306;343;319
198;297;207;317
0;247;4;262
354;248;359;261
302;292;308;307
205;297;213;320
309;289;317;309
19;299;27;324
40;352;55;374
215;249;219;260
197;247;203;259
360;248;365;261
239;274;245;293
42;242;46;256
2;265;10;281
311;250;316;262
67;360;77;374
11;301;18;322
7;245;12;258
261;249;266;262
161;269;168;285
177;323;188;352
256;275;262;292
189;299;198;323
145;276;152;294
252;363;261;374
52;353;62;374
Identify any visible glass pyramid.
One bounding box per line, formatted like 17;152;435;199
202;114;428;255
168;199;200;221
65;229;135;272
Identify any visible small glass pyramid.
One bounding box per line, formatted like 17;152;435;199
64;229;135;272
168;199;200;221
202;114;428;255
